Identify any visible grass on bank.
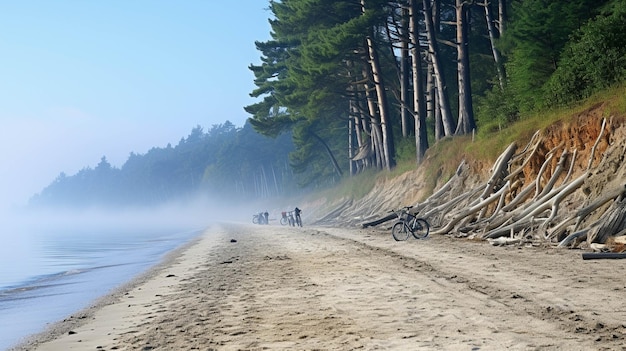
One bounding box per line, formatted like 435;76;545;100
471;83;626;161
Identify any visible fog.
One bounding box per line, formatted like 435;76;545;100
0;115;284;233
0;192;263;288
0;113;283;245
4;194;252;234
0;115;207;212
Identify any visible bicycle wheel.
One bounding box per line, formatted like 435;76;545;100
392;221;410;241
411;218;430;239
253;216;258;224
280;217;288;225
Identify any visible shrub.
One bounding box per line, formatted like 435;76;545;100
543;3;626;106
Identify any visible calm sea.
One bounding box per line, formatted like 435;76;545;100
0;208;208;350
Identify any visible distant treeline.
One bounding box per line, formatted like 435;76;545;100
29;121;298;208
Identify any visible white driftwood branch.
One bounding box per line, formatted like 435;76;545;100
432;182;510;235
587;118;606;171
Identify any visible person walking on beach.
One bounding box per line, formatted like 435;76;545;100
264;211;269;224
294;207;302;227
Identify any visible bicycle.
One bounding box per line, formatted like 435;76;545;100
280;211;289;225
253;212;266;225
389;206;430;241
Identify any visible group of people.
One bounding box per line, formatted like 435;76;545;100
282;207;302;227
254;207;302;226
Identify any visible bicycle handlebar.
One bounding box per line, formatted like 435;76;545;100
389;205;413;212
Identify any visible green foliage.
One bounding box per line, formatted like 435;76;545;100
603;83;626;115
393;137;416;165
246;0;365;185
502;0;608;113
288;117;349;187
475;87;520;134
467;7;500;98
543;2;626;106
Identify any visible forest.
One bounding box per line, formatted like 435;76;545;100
29;122;296;207
32;0;626;208
246;0;626;182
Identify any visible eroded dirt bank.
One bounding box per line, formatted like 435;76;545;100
310;105;626;250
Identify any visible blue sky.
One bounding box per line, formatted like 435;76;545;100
0;1;272;208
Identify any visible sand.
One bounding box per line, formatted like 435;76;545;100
14;223;626;350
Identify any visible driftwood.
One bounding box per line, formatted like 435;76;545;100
588;195;626;244
367;117;626;250
587;118;607;171
362;213;397;228
582;252;626;260
548;184;626;241
314;199;353;225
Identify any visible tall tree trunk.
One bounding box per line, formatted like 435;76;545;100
484;0;505;90
423;0;455;137
366;34;396;170
356;81;375;169
310;130;343;178
271;164;280;196
426;58;442;140
261;166;269;197
430;0;443;141
348;106;355;176
410;0;428;164
400;6;411;138
347;60;367;168
498;0;507;35
362;0;395;170
455;0;476;135
363;69;384;169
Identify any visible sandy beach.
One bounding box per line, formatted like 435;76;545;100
14;223;626;350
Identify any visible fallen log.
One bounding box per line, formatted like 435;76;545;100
581;252;626;260
361;213;397;228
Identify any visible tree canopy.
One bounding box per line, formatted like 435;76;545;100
246;0;626;183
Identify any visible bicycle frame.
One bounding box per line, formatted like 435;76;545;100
405;213;421;231
389;206;430;241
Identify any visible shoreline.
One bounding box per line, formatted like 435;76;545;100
9;229;204;351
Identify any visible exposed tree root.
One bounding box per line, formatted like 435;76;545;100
366;116;626;250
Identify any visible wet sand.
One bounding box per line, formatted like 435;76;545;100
14;223;626;350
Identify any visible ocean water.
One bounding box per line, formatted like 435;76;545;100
0;208;208;350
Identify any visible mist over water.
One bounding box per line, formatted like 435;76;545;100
0;197;243;350
1;200;216;286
